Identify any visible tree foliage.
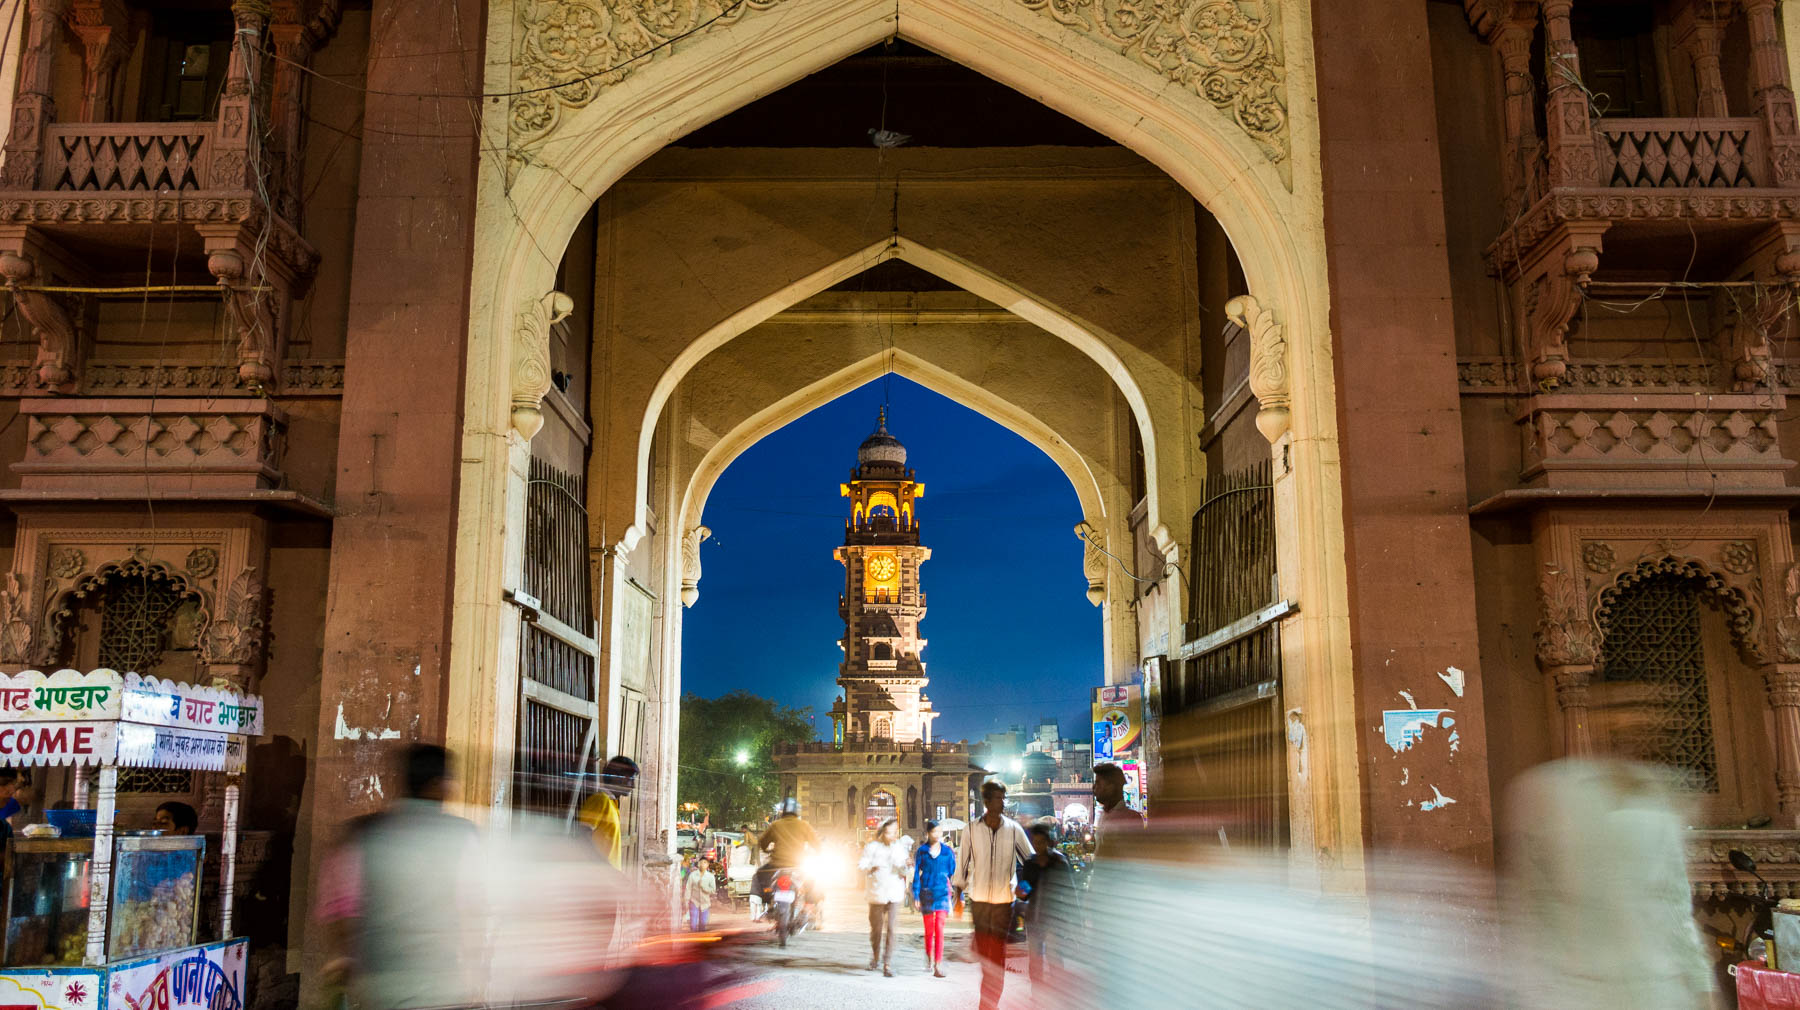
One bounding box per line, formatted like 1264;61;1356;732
677;690;815;831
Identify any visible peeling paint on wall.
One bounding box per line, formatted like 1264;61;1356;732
1438;666;1466;697
334;703;402;741
1420;785;1456;812
1382;708;1454;753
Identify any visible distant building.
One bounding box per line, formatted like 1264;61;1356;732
775;413;983;836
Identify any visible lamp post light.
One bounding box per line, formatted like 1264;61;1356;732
734;748;750;767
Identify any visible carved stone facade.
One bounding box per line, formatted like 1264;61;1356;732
1518;394;1791;488
12;398;288;491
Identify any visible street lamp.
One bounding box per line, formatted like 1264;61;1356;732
734;748;750;767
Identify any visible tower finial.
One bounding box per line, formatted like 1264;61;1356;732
876;405;888;434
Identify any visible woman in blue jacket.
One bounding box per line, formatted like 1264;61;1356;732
912;819;957;977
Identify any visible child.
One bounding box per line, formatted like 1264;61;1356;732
685;856;717;931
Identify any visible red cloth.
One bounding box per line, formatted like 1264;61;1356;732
922;910;946;962
1739;960;1800;1010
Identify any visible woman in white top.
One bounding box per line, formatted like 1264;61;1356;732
858;818;914;976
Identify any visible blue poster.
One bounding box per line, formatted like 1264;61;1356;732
1093;720;1113;760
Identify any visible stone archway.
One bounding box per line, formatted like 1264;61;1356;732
452;0;1355;880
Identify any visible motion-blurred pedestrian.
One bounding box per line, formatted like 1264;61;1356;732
912;819;957;978
312;744;481;1010
1092;763;1144;863
954;781;1034;1010
859;817;913;976
1018;821;1074;985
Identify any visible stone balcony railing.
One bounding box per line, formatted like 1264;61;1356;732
12;397;286;491
1518;393;1792;488
1690;829;1800;900
1597;117;1768;189
41;122;226;192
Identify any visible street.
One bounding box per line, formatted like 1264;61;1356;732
708;884;1041;1010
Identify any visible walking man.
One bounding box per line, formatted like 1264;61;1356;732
953;781;1034;1010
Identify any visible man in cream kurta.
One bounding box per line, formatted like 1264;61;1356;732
953;781;1035;1010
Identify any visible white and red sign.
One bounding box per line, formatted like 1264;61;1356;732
0;721;117;766
116;725;245;773
121;675;263;737
111;941;247;1010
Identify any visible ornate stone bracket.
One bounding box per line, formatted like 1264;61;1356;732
511;290;573;439
209;249;279;389
198;566;267;689
1074;520;1106;607
679;526;710;608
1515;224;1605;390
1224;294;1289;442
0;246;81;394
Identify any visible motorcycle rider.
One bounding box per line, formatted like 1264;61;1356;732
756;798;821;938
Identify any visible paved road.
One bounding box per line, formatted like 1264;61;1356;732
705;885;1043;1010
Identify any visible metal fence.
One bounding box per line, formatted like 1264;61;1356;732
1165;458;1287;849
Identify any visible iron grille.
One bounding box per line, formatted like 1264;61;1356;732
515;701;590;815
119;768;194;795
98;573;186;672
1174;460;1279;710
523;457;595;641
1600;573;1719;793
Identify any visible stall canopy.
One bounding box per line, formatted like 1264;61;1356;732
0;670;261;771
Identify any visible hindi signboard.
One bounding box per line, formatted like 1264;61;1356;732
116;724;247;773
0;670;123;722
0;721;117;766
121;675;263;737
111;940;248;1010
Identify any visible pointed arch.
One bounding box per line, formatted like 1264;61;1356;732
629;237;1150;553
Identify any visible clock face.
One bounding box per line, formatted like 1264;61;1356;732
867;555;898;582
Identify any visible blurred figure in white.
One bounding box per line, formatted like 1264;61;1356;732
314;744;483;1010
1031;835;1504;1010
857;817;913;976
953;780;1034;1010
1504;757;1718;1010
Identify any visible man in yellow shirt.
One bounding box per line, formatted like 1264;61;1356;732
758;798;819;869
578;755;639;868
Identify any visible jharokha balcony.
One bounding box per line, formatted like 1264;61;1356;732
0;0;326;399
1465;0;1800;396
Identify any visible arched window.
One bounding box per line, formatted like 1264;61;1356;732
872;643;893;660
868;491;898;519
873;716;891;740
906;785;918;829
1598;572;1718;793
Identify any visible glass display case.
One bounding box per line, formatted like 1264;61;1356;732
3;839;94;968
108;835;204;961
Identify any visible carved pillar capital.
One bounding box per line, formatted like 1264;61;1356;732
511;290;573;439
1673;5;1732;117
1223;294;1289;442
679;525;710;608
1742;0;1800;185
198;566;267;680
1535;563;1600;756
1075;520;1106;607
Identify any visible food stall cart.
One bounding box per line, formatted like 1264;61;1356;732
0;668;262;1010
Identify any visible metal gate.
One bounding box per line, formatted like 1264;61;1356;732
514;457;601;818
1165;459;1288;849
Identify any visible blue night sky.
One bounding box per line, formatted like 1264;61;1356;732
681;375;1102;744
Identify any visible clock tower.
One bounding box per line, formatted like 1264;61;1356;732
832;408;938;746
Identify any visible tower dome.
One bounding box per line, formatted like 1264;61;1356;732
857;407;907;468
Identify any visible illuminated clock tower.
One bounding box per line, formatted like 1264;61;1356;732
831;409;939;746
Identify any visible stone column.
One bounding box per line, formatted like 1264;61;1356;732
1549;664;1596;756
1675;6;1731;117
1540;1;1600;187
67;0;128;124
267;22;311;222
1745;0;1800;185
1492;19;1542;213
1;0;71;189
1766;664;1800;826
210;1;267;190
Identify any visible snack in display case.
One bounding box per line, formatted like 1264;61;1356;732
3;839;93;967
108;835;204;961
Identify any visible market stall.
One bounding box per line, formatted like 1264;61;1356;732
0;669;262;1010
